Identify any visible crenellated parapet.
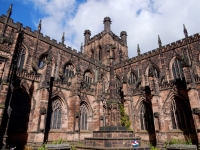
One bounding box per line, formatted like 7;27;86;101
114;32;200;69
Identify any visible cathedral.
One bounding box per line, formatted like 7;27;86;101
0;4;200;150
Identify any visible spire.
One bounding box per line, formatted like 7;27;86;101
158;35;162;48
80;42;83;53
183;24;188;38
7;4;13;19
137;44;140;56
62;32;65;44
37;20;42;33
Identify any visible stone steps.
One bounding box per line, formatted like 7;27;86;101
76;146;150;150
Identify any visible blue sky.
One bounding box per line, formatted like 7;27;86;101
1;0;200;58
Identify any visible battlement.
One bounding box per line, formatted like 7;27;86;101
86;30;126;46
114;32;200;69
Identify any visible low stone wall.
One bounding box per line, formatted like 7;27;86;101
166;144;197;150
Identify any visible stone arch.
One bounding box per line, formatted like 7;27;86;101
16;44;29;70
46;94;68;130
7;88;31;147
162;89;188;115
145;62;160;78
62;61;76;79
52;90;68;112
169;56;183;80
80;95;93;117
21;43;30;69
134;95;152;115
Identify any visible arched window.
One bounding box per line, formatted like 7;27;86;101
84;71;93;85
129;72;137;85
17;49;25;70
170;97;191;129
38;55;47;68
140;102;154;130
51;99;62;129
80;105;88;130
64;64;75;79
172;59;184;80
149;65;159;78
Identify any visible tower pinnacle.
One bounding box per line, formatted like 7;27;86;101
137;44;141;56
103;17;111;32
158;35;162;48
183;24;188;38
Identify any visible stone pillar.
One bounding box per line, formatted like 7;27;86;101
187;88;200;149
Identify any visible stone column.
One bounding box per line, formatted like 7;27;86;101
187;88;200;149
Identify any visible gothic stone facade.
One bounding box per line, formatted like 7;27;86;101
0;5;200;148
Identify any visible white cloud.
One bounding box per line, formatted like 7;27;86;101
28;0;200;58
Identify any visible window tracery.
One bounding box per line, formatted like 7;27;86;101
51;99;62;129
140;102;154;130
17;48;25;70
80;105;88;130
172;59;184;80
64;64;75;79
148;65;159;78
170;97;191;129
128;72;137;85
38;54;47;68
84;72;92;85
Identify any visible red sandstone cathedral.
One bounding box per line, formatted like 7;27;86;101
0;4;200;150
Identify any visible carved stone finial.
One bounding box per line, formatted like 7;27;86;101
183;24;188;38
38;20;42;33
137;44;141;55
80;42;83;53
120;31;127;45
62;32;65;44
84;30;91;36
158;35;162;48
103;17;112;32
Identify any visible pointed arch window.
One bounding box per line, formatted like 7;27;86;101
38;54;47;68
170;97;191;129
80;105;88;130
17;49;26;70
51;99;62;129
64;64;75;79
129;72;137;85
140;102;154;130
172;59;184;80
149;66;159;78
85;71;93;85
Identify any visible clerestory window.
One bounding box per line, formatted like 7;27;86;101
38;55;47;68
129;72;137;85
64;64;75;79
172;59;184;80
84;72;92;85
